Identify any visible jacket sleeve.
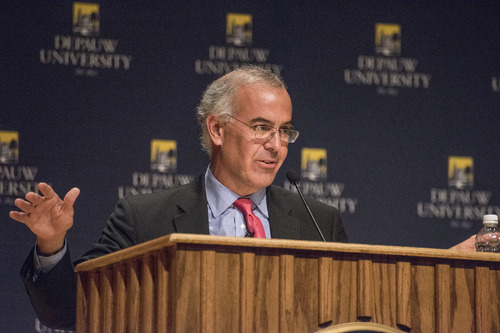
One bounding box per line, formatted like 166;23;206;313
330;206;348;243
20;247;77;330
19;197;139;330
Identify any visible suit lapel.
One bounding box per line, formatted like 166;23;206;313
172;176;210;235
267;186;301;239
169;179;305;238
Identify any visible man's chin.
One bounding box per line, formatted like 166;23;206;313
254;174;278;188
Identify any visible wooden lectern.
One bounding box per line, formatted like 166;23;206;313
74;233;500;333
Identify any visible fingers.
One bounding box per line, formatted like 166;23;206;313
12;183;57;212
9;196;34;224
13;197;36;213
11;196;43;225
19;182;58;206
37;182;59;200
9;210;30;224
9;183;79;224
62;188;80;213
24;192;45;206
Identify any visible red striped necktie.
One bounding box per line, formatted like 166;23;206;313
233;198;266;238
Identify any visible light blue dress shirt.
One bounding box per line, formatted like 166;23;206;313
205;167;271;238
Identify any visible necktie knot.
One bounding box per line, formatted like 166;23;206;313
233;198;266;238
233;198;253;213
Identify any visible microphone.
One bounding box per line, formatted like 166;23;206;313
286;170;326;242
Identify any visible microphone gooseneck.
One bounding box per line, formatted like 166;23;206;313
286;170;326;242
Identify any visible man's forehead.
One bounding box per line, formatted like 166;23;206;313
247;116;293;125
235;83;288;99
235;85;292;107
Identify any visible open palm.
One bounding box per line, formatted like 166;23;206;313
10;183;80;254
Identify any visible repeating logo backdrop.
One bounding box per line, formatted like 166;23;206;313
2;1;499;331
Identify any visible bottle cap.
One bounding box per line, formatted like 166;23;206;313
483;214;499;224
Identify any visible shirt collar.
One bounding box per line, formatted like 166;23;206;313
205;166;269;219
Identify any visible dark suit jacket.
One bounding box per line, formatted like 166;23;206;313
21;175;347;329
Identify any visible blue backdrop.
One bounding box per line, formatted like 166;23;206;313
2;1;499;331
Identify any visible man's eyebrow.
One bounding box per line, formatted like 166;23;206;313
249;117;293;126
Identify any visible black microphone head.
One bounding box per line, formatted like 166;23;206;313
286;170;300;184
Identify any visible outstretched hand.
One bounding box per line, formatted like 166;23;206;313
9;183;80;255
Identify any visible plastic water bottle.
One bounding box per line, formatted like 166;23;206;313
475;214;500;252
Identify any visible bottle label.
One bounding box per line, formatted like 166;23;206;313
476;241;500;252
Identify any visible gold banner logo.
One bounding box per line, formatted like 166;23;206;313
0;131;19;164
73;2;100;36
151;140;177;173
226;13;252;47
301;148;327;181
448;156;473;189
375;23;401;56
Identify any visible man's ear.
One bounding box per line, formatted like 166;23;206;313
206;114;223;146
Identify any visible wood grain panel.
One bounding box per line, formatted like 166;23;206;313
475;266;491;333
411;263;435;333
450;266;474;333
126;260;140;332
318;256;333;325
279;254;294;333
200;250;216;333
76;273;87;332
331;256;357;324
88;271;100;333
435;263;451;333
395;261;410;330
357;259;374;320
175;250;201;332
254;254;279;332
214;252;240;332
240;252;255;333
371;259;396;327
292;257;319;331
155;251;169;333
492;269;500;332
113;264;126;333
139;255;154;332
74;234;500;333
99;268;113;333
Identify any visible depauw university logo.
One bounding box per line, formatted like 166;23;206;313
301;148;327;181
0;131;19;164
448;156;473;189
226;13;252;47
375;23;401;56
73;2;99;37
151;140;177;173
416;155;498;226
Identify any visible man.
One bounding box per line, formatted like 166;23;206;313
10;66;347;329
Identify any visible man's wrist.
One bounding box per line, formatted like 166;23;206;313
36;240;66;257
34;240;68;275
36;245;64;257
36;235;66;257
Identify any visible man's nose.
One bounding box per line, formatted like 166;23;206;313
263;131;283;150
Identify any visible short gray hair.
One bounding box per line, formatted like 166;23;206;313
196;66;286;157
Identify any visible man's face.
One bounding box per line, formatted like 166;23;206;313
210;84;293;196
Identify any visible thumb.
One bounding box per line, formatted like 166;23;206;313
62;187;80;213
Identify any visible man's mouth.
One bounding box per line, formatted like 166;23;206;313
260;160;277;165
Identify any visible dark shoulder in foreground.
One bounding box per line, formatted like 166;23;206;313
268;184;340;213
267;184;348;243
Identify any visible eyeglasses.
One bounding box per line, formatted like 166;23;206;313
224;113;300;143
